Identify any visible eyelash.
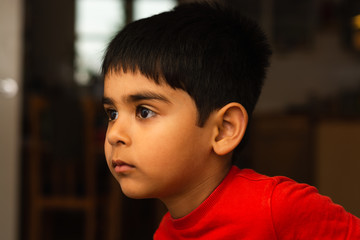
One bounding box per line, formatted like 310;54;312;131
104;105;156;122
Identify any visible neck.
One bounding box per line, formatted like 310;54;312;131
161;163;231;219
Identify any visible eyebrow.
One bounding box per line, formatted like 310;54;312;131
102;97;114;105
126;91;171;104
102;91;171;106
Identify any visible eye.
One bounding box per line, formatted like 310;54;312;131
105;108;118;121
136;106;156;119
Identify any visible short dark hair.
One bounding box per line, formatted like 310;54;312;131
102;1;271;154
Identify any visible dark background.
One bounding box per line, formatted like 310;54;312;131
16;0;360;239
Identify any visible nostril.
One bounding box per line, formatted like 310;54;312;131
107;133;129;146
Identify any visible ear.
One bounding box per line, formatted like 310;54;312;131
212;102;248;156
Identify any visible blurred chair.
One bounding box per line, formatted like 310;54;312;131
27;94;97;240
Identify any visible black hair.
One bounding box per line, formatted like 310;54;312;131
102;1;271;156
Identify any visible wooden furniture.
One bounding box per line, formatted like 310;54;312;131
27;95;97;240
315;119;360;217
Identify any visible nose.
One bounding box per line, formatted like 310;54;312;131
106;115;132;146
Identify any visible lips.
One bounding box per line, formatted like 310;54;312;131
112;160;135;173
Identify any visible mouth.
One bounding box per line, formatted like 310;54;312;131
112;160;135;173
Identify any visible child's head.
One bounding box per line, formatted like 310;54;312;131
102;2;271;208
102;2;271;128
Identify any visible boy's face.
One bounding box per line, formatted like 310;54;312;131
103;71;216;201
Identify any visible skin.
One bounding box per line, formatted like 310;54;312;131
103;70;236;218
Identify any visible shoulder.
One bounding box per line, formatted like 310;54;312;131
222;166;288;207
232;166;360;239
226;166;286;196
268;173;360;239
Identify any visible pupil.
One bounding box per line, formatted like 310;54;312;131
141;108;148;118
111;111;117;120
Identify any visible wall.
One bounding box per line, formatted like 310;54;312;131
0;0;23;239
258;31;360;113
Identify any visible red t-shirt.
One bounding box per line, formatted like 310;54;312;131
154;166;360;239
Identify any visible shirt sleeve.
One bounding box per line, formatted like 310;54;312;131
270;179;360;240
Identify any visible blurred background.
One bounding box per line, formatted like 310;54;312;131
1;0;360;239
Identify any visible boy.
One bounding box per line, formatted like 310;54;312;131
101;2;360;239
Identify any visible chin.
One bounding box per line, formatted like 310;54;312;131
120;185;154;200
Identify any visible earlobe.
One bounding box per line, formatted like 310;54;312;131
212;103;248;156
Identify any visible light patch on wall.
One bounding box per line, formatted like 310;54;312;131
133;0;176;21
352;14;360;51
75;0;124;85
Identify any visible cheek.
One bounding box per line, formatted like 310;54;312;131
104;137;112;161
150;124;190;150
136;125;200;166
